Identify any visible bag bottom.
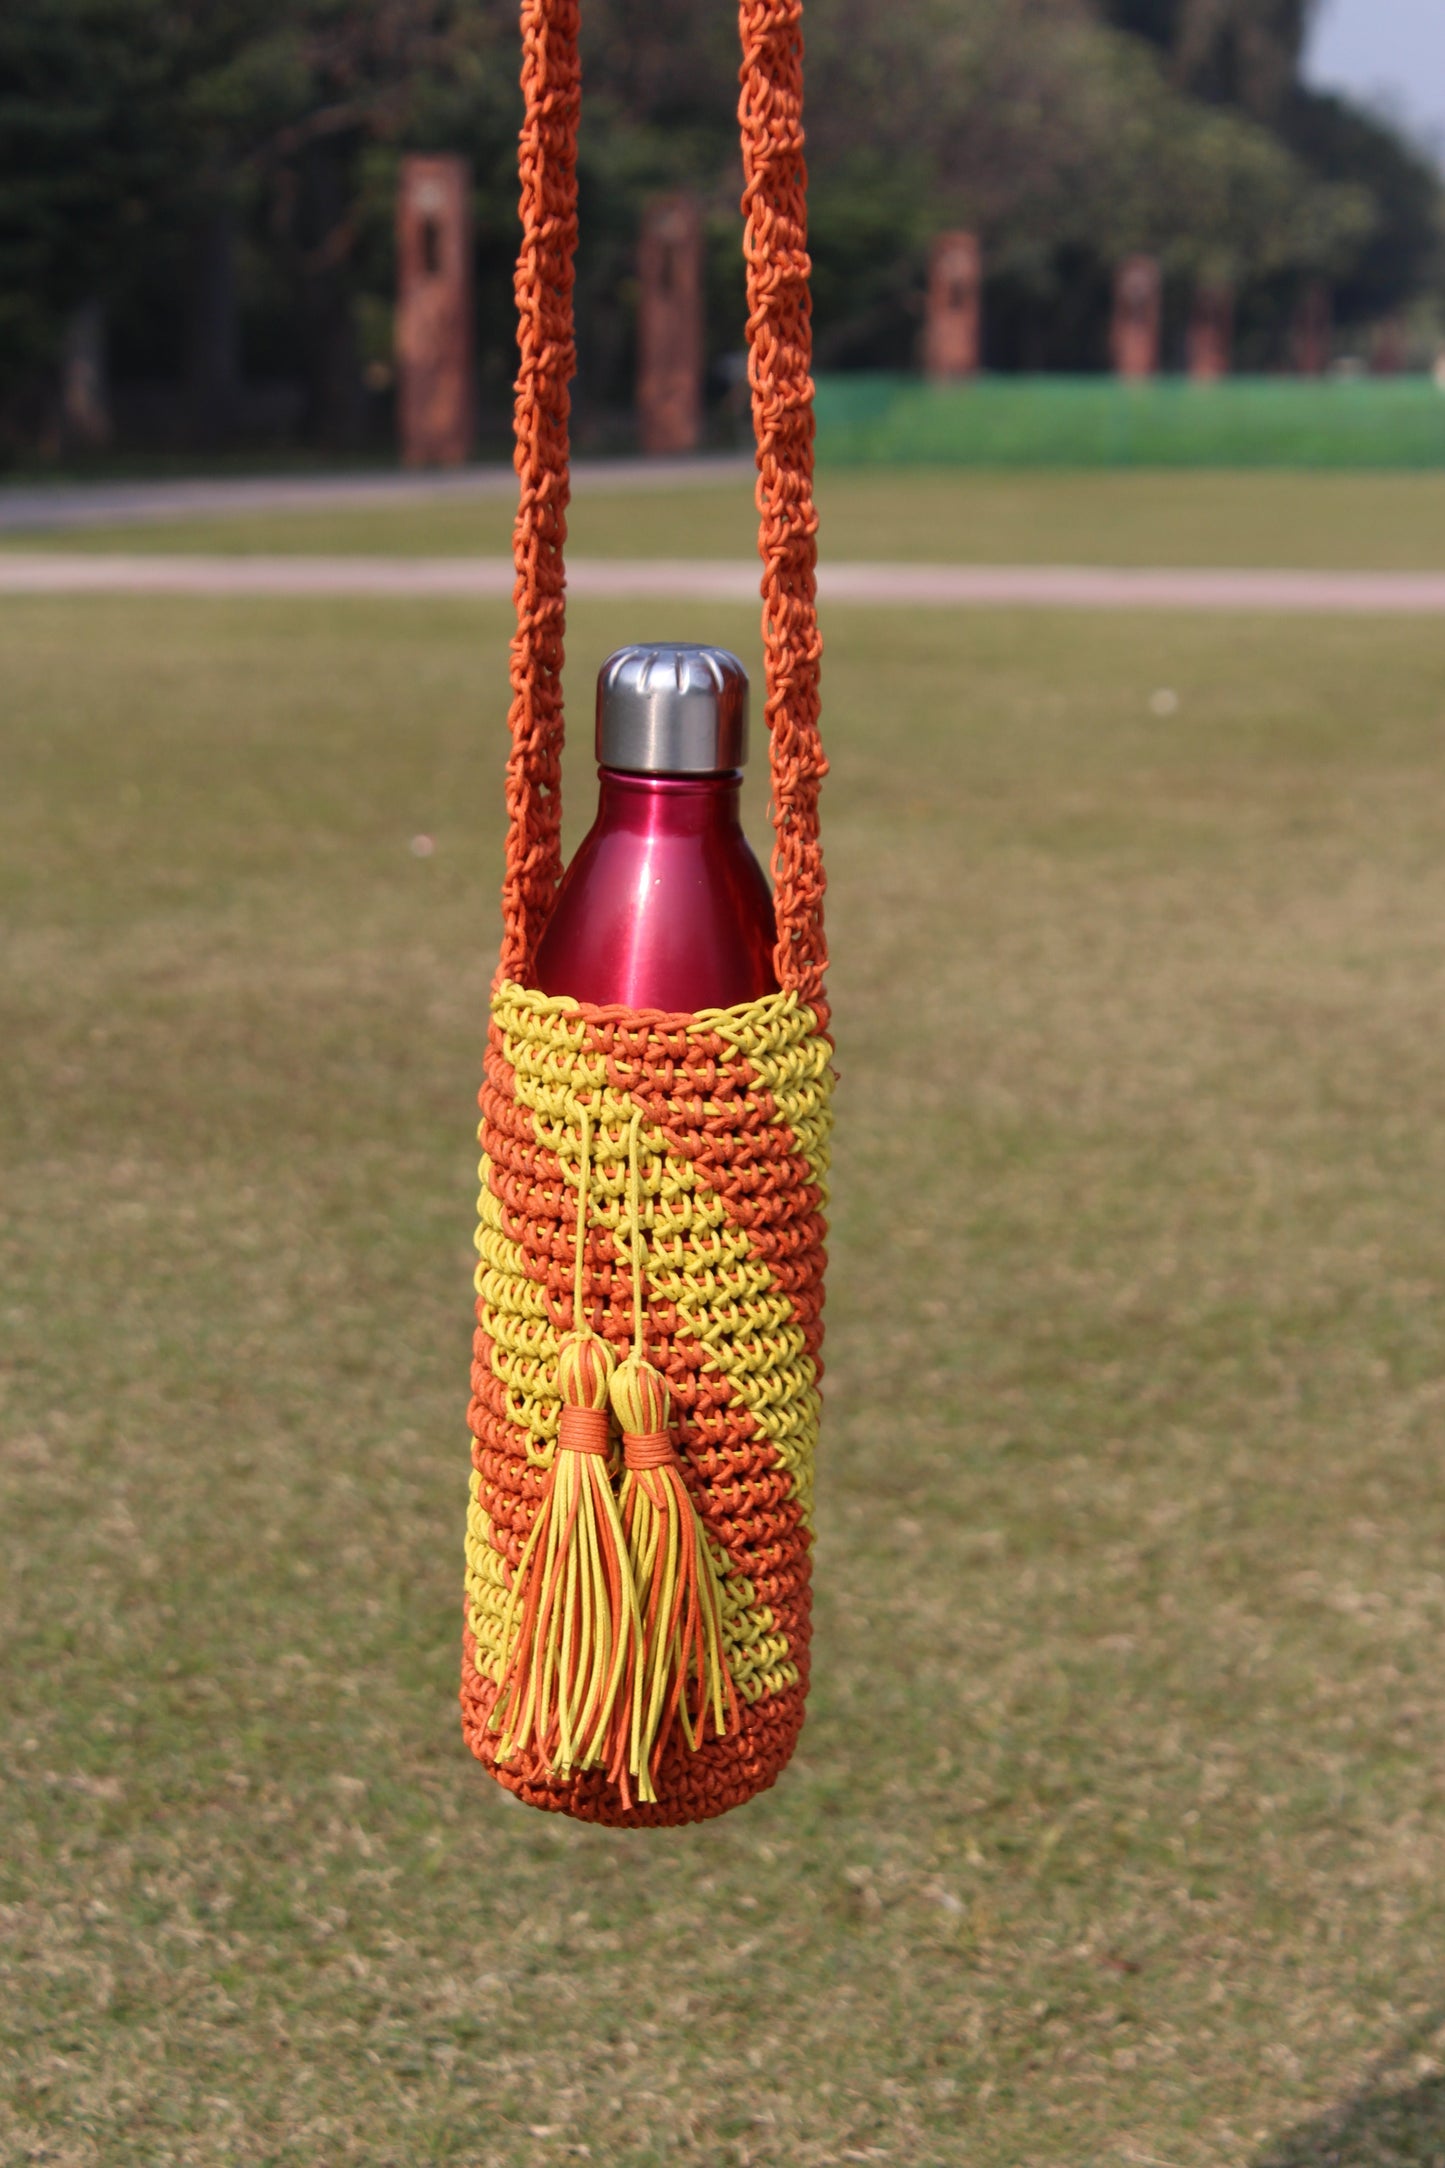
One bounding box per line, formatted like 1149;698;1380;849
460;1617;808;1829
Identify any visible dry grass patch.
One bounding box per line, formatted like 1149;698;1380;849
3;594;1445;2165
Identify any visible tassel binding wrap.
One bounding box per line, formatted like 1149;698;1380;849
609;1354;737;1809
464;986;831;1826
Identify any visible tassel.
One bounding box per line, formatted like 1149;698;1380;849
491;1111;641;1780
606;1112;738;1806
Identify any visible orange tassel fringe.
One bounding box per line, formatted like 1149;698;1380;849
491;1327;641;1779
608;1352;738;1806
491;1106;642;1780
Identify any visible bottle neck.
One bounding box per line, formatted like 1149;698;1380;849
591;765;745;837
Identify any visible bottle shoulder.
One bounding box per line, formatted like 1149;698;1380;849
532;796;776;1008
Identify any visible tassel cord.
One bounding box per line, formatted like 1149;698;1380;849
607;1108;738;1802
491;1102;641;1775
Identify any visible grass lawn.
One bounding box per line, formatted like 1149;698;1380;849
8;466;1445;569
5;585;1445;2166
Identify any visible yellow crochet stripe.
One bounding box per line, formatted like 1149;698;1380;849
465;982;832;1707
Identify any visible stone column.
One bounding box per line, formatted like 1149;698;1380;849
1292;280;1331;377
637;194;704;457
1187;283;1232;382
924;231;982;381
1111;256;1161;381
395;154;475;469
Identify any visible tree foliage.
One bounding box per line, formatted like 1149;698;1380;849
0;0;176;395
1100;0;1317;117
1096;0;1441;319
794;0;1370;365
0;0;1439;445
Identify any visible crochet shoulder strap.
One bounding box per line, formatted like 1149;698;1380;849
498;0;826;1016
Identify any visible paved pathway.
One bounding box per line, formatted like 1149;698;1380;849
2;553;1444;613
0;456;751;534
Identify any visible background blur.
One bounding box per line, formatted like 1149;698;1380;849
2;0;1442;465
10;6;1445;2167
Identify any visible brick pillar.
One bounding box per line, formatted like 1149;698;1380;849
637;194;704;457
1187;283;1232;382
395;155;474;469
1112;256;1161;381
924;231;982;382
1292;280;1331;378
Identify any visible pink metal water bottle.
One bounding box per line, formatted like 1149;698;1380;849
532;644;778;1011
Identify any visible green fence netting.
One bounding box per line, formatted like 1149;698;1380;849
812;374;1445;469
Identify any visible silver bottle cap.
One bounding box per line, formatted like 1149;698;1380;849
596;644;749;774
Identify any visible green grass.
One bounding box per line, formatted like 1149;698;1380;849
16;466;1445;569
816;373;1445;470
6;586;1445;2165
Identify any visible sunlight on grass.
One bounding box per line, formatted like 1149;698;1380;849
9;467;1445;569
4;592;1445;2164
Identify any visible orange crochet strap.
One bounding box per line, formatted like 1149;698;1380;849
499;0;826;1018
466;0;831;1831
498;0;579;984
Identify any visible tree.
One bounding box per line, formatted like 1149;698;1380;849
1284;89;1444;324
1097;0;1318;117
2;0;1440;455
170;0;518;445
797;0;1362;366
0;0;178;418
1098;0;1442;326
0;0;519;447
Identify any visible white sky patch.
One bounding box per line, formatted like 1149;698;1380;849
1304;0;1445;168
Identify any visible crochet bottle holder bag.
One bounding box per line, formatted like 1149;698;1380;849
461;0;831;1829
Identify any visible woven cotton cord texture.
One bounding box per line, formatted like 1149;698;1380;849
462;0;832;1827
